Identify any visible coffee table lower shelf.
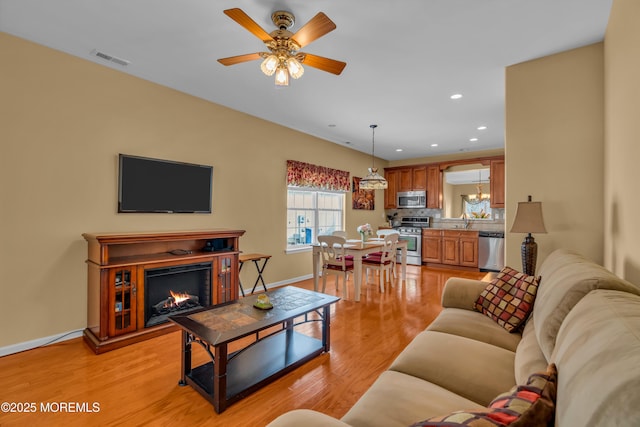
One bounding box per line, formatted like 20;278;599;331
184;329;324;410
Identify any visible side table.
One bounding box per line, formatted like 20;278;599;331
239;253;271;296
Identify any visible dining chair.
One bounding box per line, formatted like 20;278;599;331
367;229;400;278
362;233;399;292
331;230;354;260
317;235;354;298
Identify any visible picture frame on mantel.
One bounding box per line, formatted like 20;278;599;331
352;177;374;210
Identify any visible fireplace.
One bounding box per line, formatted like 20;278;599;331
144;262;212;327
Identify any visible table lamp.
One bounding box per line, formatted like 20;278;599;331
510;195;547;276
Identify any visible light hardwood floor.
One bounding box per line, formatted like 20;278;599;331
0;265;487;426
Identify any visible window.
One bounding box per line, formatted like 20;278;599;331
287;189;345;251
463;197;492;219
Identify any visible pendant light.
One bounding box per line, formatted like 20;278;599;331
359;124;388;190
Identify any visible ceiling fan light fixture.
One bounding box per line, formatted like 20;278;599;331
260;54;279;76
286;57;304;79
275;65;289;86
359;124;388;190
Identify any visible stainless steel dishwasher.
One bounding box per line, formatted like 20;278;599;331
478;231;505;272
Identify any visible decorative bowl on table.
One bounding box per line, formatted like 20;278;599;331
253;294;273;310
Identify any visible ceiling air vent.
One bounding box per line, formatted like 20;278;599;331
90;49;130;67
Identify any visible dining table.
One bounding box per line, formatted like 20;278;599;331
312;238;408;302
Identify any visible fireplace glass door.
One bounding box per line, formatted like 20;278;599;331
144;262;212;327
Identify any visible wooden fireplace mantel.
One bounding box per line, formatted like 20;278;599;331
83;229;245;354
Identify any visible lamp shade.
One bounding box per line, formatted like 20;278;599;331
359;168;388;190
510;200;547;234
275;66;289;86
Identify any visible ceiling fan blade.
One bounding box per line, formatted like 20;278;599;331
291;12;336;48
217;53;262;66
300;53;346;75
224;8;273;43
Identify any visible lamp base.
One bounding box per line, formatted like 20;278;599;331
520;234;538;276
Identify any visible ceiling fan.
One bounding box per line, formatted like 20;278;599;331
217;8;347;86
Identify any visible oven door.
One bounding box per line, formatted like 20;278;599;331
397;234;422;265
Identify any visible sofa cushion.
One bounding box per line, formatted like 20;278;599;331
513;315;548;385
266;409;351;427
427;308;521;352
474;266;539;332
341;370;485;427
388;331;515;406
409;364;557;427
533;249;640;360
551;290;640;426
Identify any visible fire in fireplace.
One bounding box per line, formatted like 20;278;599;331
144;262;212;327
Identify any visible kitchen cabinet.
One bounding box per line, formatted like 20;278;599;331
422;229;442;263
384;169;399;209
490;159;505;208
398;168;413;192
442;231;460;265
426;165;441;209
460;232;479;267
384;165;430;208
423;229;478;269
412;166;427;191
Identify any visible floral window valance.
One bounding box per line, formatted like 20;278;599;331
286;160;350;192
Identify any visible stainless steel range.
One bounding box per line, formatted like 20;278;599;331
395;217;430;265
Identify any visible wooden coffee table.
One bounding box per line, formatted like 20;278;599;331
169;286;340;413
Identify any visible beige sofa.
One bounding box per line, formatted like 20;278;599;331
267;249;640;426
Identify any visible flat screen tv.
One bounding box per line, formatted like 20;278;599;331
118;154;213;213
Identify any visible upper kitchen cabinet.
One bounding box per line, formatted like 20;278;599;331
412;166;427;191
489;159;505;208
398;168;412;192
398;166;427;192
384;169;399;209
385;165;429;208
426;165;441;209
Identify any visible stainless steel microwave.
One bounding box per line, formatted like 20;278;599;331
397;191;426;208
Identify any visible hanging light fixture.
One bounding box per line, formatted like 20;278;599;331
359;124;388;190
261;54;304;86
467;169;490;202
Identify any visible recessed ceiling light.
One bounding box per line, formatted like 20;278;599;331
431;143;438;147
477;125;487;130
469;138;478;142
450;94;463;100
395;148;403;152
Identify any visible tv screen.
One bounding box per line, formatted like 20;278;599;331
118;154;213;213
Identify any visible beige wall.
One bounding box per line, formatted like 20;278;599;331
505;43;605;270
604;0;640;284
0;33;389;348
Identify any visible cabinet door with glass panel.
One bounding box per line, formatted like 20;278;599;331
107;267;138;336
214;253;239;304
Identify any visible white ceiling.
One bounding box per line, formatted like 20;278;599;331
0;0;612;161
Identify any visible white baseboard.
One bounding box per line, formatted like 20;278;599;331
0;329;84;358
262;274;313;290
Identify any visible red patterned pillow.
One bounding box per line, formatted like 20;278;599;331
474;266;540;332
410;364;557;427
